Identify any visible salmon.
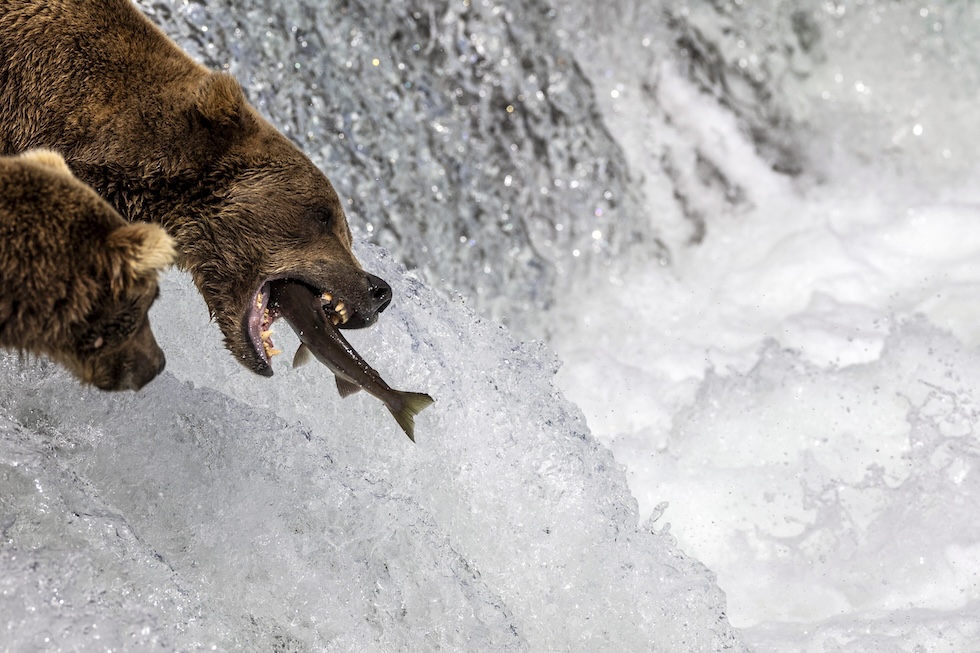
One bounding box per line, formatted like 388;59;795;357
271;281;433;441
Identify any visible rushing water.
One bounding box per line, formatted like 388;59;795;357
4;0;980;651
549;1;980;650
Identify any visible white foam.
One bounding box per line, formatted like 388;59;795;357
549;2;980;649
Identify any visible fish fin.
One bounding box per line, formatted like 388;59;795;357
389;391;435;442
292;344;312;368
335;376;362;398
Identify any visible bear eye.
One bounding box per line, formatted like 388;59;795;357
79;304;142;352
309;206;335;231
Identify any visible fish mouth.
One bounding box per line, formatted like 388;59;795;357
246;277;353;376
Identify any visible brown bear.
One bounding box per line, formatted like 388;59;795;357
0;149;175;391
0;0;393;377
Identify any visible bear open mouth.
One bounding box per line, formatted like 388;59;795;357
247;278;350;372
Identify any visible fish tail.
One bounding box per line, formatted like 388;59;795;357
389;391;435;442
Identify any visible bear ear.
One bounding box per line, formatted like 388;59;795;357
106;222;177;293
18;149;72;176
193;72;246;130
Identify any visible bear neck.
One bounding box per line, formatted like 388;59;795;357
67;160;226;237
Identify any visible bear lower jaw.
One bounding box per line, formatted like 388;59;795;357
247;278;350;374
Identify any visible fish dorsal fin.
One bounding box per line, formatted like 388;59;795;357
293;344;312;368
335;375;362;398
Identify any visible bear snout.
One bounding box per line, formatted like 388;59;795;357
103;347;165;392
91;322;168;392
130;348;166;391
366;273;393;316
123;339;167;392
335;272;392;330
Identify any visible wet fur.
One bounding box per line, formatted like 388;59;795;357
0;0;375;375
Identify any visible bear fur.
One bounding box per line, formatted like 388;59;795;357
0;150;175;391
0;0;392;377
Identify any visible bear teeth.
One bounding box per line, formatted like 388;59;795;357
259;305;280;357
261;329;280;358
320;293;349;326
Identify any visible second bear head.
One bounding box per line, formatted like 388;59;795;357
0;149;177;391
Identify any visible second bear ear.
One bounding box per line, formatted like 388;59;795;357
18;149;72;176
106;222;177;294
193;72;246;131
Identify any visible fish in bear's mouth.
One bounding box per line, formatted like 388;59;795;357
247;278;354;371
242;278;432;440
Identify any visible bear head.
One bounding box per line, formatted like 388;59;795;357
170;74;393;376
1;150;176;391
